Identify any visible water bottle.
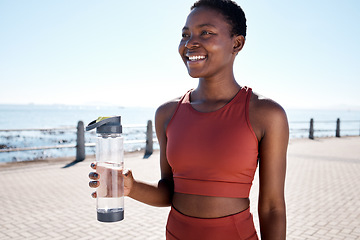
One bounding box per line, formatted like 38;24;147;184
86;116;124;222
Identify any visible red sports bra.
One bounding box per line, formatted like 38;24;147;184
166;87;258;198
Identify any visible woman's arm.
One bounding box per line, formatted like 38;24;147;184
251;97;289;240
125;101;176;207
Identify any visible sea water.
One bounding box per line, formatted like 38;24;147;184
0;104;156;162
286;108;360;138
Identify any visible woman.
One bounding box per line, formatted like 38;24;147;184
89;0;288;239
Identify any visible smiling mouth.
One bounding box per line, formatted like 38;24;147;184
186;55;207;61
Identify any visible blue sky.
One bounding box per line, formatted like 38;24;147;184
1;0;359;109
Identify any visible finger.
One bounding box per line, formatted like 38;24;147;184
91;191;97;198
90;162;97;169
89;181;100;188
89;172;99;180
123;168;132;177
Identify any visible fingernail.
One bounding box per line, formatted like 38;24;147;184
91;163;95;168
93;173;98;178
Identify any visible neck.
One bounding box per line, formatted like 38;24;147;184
195;74;240;101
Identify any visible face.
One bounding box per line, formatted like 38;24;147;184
178;7;242;79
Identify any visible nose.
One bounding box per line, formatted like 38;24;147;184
185;36;199;49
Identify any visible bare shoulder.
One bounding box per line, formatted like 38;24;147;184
249;91;289;140
251;91;287;117
156;97;180;116
155;96;182;133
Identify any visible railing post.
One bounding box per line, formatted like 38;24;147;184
336;118;340;138
144;120;153;158
76;121;85;161
309;118;314;139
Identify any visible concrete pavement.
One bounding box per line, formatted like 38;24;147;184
0;137;359;239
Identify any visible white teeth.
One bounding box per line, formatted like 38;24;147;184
188;55;206;61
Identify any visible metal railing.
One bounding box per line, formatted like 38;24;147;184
290;118;360;139
0;120;157;161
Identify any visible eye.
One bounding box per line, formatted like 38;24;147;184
182;32;190;39
201;30;213;36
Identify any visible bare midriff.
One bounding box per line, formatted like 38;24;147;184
172;192;250;218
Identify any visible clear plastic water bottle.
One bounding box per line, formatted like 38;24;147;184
86;116;124;222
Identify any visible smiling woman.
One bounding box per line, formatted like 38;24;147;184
178;6;244;80
89;1;289;239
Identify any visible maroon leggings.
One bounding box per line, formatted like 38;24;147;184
166;206;258;240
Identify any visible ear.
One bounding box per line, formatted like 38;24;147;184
233;35;245;54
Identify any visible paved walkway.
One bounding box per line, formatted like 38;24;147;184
0;137;359;239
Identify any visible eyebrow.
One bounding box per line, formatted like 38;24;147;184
182;23;217;31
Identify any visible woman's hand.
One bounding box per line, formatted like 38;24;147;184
123;169;135;197
88;162;135;198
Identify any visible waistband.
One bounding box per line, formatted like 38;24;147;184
166;206;258;240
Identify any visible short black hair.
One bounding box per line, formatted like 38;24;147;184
191;0;247;38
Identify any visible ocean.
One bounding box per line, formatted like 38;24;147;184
0;104;157;163
0;104;359;163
